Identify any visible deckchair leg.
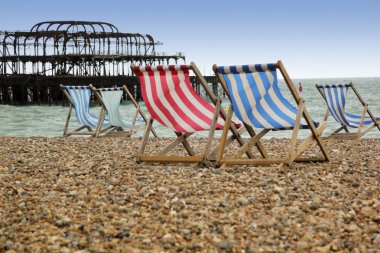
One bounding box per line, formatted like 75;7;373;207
65;125;88;137
177;132;196;156
287;100;304;165
137;117;154;163
361;123;379;136
175;132;196;156
243;124;268;158
229;125;255;159
292;121;328;161
63;105;73;137
216;104;234;165
66;126;102;137
97;126;121;137
136;103;158;138
210;110;256;160
158;132;194;156
128;104;140;137
123;85;158;138
356;104;368;139
204;98;222;163
212;121;270;161
332;125;349;135
232;129;270;159
301;110;331;162
323;108;329;122
357;106;380;137
95;107;107;137
138;130;201;165
351;83;380;132
375;119;380;132
209;124;246;159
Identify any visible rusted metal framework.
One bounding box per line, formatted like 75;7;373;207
0;21;186;104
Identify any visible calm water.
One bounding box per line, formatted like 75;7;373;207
1;77;379;138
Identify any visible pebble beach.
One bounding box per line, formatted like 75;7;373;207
1;136;380;252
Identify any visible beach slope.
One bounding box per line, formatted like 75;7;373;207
0;137;379;252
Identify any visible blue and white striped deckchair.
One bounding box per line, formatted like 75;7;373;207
90;85;157;138
60;85;110;137
213;60;330;166
316;83;380;139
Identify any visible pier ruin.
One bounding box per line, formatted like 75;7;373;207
0;21;220;105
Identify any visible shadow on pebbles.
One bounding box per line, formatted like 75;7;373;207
0;136;379;252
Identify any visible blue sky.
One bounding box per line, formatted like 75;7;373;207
1;0;379;78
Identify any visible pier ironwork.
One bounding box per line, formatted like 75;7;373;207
0;21;198;105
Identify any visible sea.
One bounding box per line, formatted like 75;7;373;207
1;77;379;139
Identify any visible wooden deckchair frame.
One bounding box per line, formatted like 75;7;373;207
90;84;158;138
316;82;380;140
60;84;112;137
213;60;331;167
133;62;253;165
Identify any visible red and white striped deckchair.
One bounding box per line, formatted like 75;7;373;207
132;62;253;165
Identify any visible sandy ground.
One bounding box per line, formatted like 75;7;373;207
0;136;379;253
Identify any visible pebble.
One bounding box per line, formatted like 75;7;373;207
360;206;377;218
178;229;191;235
373;234;380;246
217;240;234;251
115;231;130;239
142;238;151;244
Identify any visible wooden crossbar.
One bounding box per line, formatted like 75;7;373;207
139;156;204;163
293;157;328;162
222;158;287;165
330;133;360;139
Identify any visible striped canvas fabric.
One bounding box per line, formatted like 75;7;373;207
64;86;109;127
100;89;144;128
97;87;124;91
217;64;311;130
133;65;225;133
317;84;374;128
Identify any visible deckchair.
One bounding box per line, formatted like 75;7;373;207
316;82;380;139
213;60;331;167
90;85;158;138
131;62;252;165
60;85;111;137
